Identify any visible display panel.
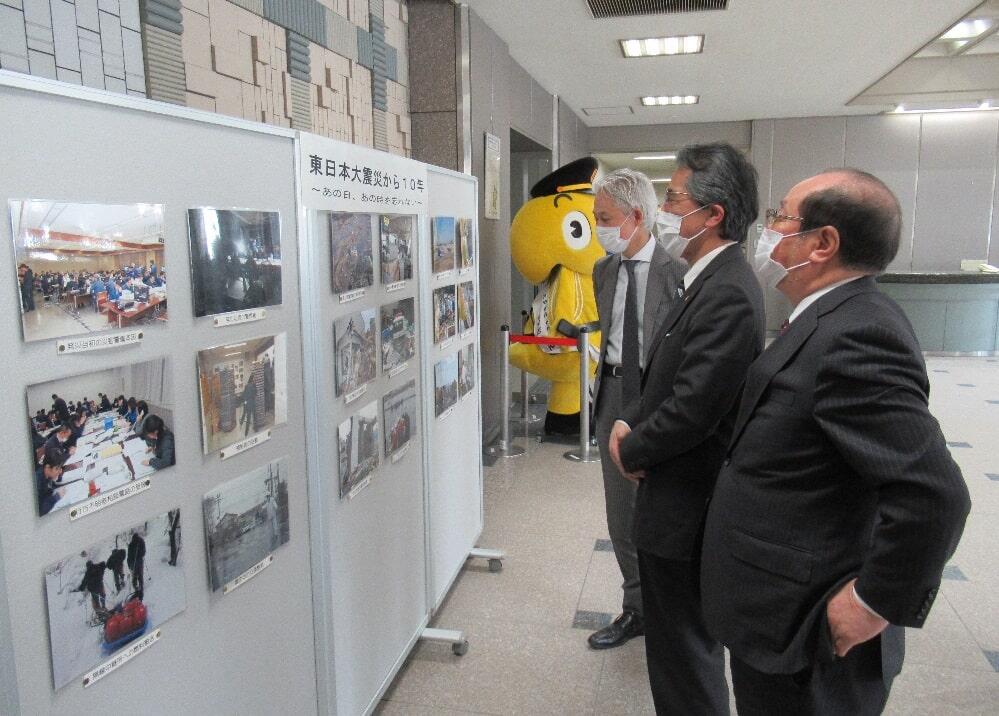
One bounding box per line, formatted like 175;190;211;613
334;308;377;397
379;298;416;371
330;212;374;294
431;216;455;275
432;285;456;344
27;358;175;517
187;208;282;317
458;344;475;398
434;353;458;417
9;199;167;343
382;379;417;458
203;457;290;591
456;217;474;270
43;508;186;689
338;400;380;497
379;215;414;283
196;333;288;454
457;281;475;334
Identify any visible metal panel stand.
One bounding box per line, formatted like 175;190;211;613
420;627;469;656
469;547;505;573
484;325;525;458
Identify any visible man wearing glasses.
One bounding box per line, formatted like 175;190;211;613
607;143;764;713
700;169;970;714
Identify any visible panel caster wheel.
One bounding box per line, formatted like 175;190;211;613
488;558;503;573
452;640;469;656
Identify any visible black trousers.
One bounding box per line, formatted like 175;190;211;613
730;635;893;716
638;549;730;715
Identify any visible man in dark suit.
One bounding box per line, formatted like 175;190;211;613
588;168;685;649
700;168;971;715
608;143;765;712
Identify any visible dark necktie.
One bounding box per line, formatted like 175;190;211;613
621;260;641;407
779;318;790;336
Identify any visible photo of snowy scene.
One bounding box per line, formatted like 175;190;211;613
203;457;290;592
43;508;186;689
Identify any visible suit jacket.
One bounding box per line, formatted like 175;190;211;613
700;276;971;675
591;241;685;417
618;244;765;560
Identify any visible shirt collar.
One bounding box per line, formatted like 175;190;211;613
683;241;734;288
621;234;656;264
788;275;865;323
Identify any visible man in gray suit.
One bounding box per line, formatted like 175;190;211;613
587;168;685;649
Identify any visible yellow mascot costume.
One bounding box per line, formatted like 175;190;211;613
509;157;604;435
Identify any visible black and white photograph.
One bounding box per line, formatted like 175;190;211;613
382;379;417;458
433;285;456;344
202;458;290;592
330;212;374;294
197;334;288;454
434;353;459;417
338;400;380;497
379;298;416;371
43;508;186;690
10;199;167;343
458;281;476;334
334;308;377;396
457;217;474;270
458;344;476;398
380;215;414;283
431;215;456;275
28;358;175;517
187;208;282;317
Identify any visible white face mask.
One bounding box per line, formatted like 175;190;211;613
754;226;812;289
655;206;708;260
595;216;639;255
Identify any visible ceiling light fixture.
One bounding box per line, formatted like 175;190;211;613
634;154;677;160
892;100;996;114
641;95;699;106
621;34;703;58
940;18;995;41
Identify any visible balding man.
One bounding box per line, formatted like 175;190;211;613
700;169;971;714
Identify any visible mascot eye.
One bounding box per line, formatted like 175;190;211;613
561;211;591;251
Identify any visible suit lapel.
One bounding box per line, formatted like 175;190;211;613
642;246;668;363
597;256;619;337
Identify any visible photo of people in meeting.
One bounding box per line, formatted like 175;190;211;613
27;357;176;517
187;208;282;317
431;216;456;275
330;212;374;294
382;380;417;458
338;400;380;497
335;308;377;397
43;508;186;690
10;199;167;343
197;334;287;454
379;298;416;371
380;215;414;283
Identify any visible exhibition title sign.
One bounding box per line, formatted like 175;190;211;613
300;133;429;214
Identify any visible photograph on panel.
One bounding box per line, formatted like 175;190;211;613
9;199;167;343
434;353;459;417
338;400;380;497
203;457;290;592
380;214;414;283
457;280;476;334
187;208;282;317
379;297;416;371
457;217;474;270
432;284;456;343
330;212;374;294
458;344;476;398
28;357;176;517
334;308;377;397
383;379;417;458
43;508;186;690
196;333;288;454
431;215;456;274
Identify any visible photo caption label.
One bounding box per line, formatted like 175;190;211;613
223;554;274;595
82;629;161;688
390;442;411;463
388;363;409;379
58;330;143;355
213;308;266;327
344;385;368;404
338;288;366;304
385;281;407;293
347;475;372;500
70;479;152;521
221;429;272;460
437;407;455;421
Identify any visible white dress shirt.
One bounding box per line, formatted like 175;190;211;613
787;275;864;324
682;241;735;290
605;236;656;369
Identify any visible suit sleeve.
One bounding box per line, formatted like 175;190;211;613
618;282;758;471
812;323;970;627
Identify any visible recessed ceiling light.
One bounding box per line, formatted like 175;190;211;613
633;154;677;160
641;95;699;106
940;18;995;41
620;35;704;58
892;100;997;114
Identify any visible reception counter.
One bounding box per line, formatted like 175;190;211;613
877;273;999;354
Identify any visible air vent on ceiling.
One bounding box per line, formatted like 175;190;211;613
586;0;728;19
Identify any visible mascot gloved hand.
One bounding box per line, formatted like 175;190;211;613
509;157;605;435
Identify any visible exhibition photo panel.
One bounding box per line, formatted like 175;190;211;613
187;208;282;317
457;281;475;335
380;214;415;284
196;333;288;454
431;216;456;275
43;508;186;690
433;285;456;344
434;353;458;417
382;379;417;458
338;400;380;498
334;308;377;397
457;217;474;270
27;357;176;517
330;212;375;294
10;199;167;343
379;297;416;371
458;344;475;398
202;457;290;592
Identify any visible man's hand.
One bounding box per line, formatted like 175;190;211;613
609;421;645;483
826;578;889;657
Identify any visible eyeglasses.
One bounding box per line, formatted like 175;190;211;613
663;189;694;206
765;208;806;227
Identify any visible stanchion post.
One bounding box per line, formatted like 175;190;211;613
510;310;541;425
486;324;525;458
564;326;599;463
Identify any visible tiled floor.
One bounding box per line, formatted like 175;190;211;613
376;356;999;715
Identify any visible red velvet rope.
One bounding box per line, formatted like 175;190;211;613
509;333;577;347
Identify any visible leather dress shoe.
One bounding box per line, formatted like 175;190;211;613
587;611;644;650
